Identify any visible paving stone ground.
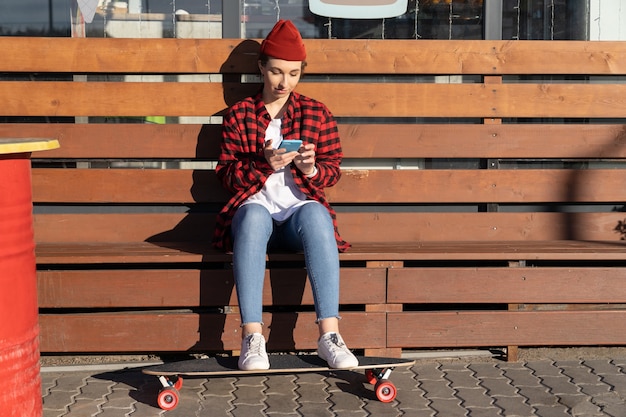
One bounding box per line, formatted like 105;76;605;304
41;351;626;417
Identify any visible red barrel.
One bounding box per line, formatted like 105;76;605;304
0;153;42;416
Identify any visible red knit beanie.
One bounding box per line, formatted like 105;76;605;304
260;20;306;61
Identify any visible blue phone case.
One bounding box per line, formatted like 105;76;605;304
280;140;302;152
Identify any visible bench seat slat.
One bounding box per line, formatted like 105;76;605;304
35;240;626;264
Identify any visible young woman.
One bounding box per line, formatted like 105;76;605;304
213;20;358;371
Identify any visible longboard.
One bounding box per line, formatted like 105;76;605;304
143;355;415;411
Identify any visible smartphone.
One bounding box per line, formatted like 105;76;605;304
279;139;302;153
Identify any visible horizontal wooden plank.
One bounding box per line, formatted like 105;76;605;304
2;38;625;75
7;123;626;160
387;311;626;348
33;212;626;243
38;311;386;352
37;268;386;308
31;168;626;204
388;268;626;304
34;241;626;265
332;169;626;204
4;82;626;118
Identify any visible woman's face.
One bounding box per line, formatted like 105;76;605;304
259;58;303;101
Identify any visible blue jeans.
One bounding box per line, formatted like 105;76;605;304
231;202;340;326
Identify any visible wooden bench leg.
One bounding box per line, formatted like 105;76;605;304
506;260;526;362
507;302;520;362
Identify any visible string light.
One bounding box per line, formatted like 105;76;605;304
274;0;281;21
414;0;420;39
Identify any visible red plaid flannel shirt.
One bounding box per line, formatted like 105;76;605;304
212;91;350;252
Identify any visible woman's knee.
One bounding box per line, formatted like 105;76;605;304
232;204;272;232
293;203;334;239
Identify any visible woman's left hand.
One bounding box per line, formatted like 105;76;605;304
294;143;316;176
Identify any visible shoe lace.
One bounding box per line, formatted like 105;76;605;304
245;335;263;357
324;334;346;356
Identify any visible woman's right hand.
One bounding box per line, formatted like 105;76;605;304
264;139;298;171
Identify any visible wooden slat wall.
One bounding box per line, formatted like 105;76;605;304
3;38;625;356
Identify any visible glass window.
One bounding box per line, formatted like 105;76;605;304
502;0;588;40
243;0;484;40
0;0;72;36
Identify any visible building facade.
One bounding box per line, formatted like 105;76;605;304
1;0;625;41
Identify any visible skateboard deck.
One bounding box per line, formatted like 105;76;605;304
143;355;414;410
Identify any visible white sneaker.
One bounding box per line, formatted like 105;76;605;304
317;332;359;369
238;333;270;371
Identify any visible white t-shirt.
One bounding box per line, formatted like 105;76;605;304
242;118;313;222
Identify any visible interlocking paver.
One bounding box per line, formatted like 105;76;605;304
468;363;504;379
540;375;582;396
480;377;519;397
201;377;236;394
455;387;495;408
602;403;626;417
500;368;542;387
230;403;267;417
265;393;299;414
77;379;113;400
560;365;602;385
532;405;572;417
598;373;626;396
419;378;455;398
525;361;563;378
362;400;404;417
516;385;558;407
64;398;102;416
566;396;604;416
584;360;623;375
129;401;167;417
42;389;75;412
296;402;334;416
490;395;535;416
413;363;446;380
428;397;466;417
463;407;502;417
444;368;481;388
231;384;267;405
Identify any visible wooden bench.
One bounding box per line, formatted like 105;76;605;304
2;37;626;361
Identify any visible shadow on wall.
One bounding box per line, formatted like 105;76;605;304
565;125;626;241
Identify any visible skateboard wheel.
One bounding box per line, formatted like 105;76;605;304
157;387;180;411
375;381;397;403
365;369;378;385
